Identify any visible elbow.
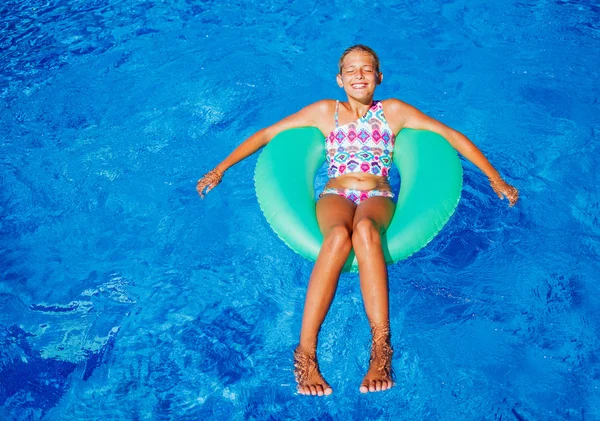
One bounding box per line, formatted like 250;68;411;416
447;128;465;141
251;128;269;147
446;129;469;148
260;127;275;146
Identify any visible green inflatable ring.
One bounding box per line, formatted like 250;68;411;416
254;127;463;272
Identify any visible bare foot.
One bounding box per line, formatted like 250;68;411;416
293;345;333;396
360;324;394;393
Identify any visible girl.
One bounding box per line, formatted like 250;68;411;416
197;45;519;396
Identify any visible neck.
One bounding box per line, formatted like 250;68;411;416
345;97;374;118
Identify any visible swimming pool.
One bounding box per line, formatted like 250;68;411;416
1;0;599;419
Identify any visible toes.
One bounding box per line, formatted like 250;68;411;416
316;384;324;396
369;381;376;392
299;384;331;397
359;377;394;393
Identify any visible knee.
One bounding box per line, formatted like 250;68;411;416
352;218;381;247
323;225;352;253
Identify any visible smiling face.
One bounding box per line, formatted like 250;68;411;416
337;50;383;101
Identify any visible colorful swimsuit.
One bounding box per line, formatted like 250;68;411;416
320;100;396;205
320;187;394;205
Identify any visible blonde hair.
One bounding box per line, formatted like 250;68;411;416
338;45;381;76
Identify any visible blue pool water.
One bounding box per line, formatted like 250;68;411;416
1;0;599;419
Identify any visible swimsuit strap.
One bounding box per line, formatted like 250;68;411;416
334;100;339;128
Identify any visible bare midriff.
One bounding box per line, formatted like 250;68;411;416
325;173;392;192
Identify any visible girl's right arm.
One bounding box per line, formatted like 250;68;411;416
196;100;331;198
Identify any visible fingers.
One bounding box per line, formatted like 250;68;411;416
197;169;224;199
196;180;217;198
491;184;504;201
508;190;519;207
196;181;214;199
205;183;216;194
196;181;207;199
490;178;519;207
505;186;519;207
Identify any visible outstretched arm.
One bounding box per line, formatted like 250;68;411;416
197;100;331;198
384;99;519;207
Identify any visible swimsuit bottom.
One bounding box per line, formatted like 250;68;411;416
319;188;395;206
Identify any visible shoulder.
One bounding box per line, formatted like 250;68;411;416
379;99;416;133
299;99;337;128
292;99;336;120
264;99;336;138
380;98;415;114
381;98;428;123
381;99;452;134
305;99;336;114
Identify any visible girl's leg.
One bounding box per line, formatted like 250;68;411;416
351;197;396;393
295;194;356;396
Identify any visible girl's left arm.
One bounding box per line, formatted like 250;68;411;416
384;99;519;207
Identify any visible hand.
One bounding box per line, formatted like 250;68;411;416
489;177;519;207
197;168;223;198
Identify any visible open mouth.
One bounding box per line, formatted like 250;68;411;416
351;83;368;89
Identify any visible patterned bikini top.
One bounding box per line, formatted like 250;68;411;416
325;100;395;178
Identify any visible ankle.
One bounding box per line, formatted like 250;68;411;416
298;336;318;353
294;345;320;385
370;321;391;343
369;321;393;365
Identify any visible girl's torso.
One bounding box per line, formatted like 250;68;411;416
324;100;395;191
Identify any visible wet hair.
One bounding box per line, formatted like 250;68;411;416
338;45;381;82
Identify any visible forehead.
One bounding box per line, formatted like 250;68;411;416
341;51;376;67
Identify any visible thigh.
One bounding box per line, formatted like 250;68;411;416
316;194;357;236
352;197;396;232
